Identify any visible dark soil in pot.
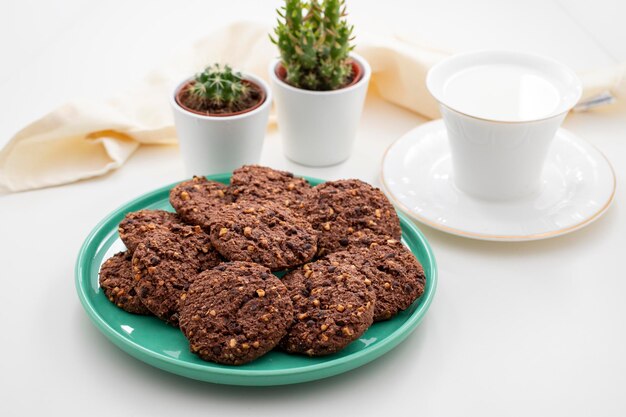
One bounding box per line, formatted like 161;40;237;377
275;60;363;91
176;79;265;117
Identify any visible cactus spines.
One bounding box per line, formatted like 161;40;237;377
271;0;355;91
180;64;261;115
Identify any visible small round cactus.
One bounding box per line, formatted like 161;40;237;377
271;0;355;91
180;64;261;114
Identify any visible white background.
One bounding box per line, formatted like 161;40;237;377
1;0;625;416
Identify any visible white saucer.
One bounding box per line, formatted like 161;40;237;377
381;119;616;241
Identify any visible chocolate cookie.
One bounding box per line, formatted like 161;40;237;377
326;239;426;321
316;222;398;255
169;176;232;232
230;165;311;211
118;209;180;252
132;224;222;326
179;261;293;365
209;201;317;271
99;251;150;315
303;179;402;255
280;259;375;356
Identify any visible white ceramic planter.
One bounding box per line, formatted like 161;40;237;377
269;53;371;167
171;73;272;177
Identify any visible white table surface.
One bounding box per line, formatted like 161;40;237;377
1;1;625;415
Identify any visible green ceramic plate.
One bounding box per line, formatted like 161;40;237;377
75;173;437;386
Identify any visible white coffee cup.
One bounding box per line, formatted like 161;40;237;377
426;50;582;200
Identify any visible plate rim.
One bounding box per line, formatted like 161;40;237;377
381;119;617;242
75;173;438;385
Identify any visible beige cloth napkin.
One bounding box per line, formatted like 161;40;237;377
1;21;624;193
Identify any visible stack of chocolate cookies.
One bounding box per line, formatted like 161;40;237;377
99;165;426;365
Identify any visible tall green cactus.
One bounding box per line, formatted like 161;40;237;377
271;0;355;91
184;64;254;113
